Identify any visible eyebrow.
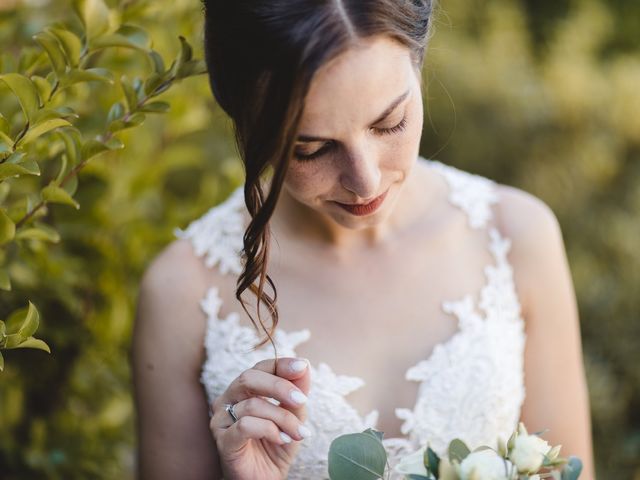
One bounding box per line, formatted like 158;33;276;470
297;88;411;143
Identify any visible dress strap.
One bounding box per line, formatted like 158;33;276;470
426;159;499;230
173;186;246;275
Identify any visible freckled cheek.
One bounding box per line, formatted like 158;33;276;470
284;163;334;199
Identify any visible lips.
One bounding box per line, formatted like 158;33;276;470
334;189;389;216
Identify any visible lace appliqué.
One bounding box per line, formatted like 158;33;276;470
173;187;245;275
429;160;499;229
175;158;527;479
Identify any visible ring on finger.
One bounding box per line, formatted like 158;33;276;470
224;402;239;424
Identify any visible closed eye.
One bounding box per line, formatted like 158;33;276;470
294;117;408;161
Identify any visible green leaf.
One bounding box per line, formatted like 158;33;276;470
426;446;440;478
143;73;164;96
74;0;111;39
120;75;139;112
362;428;384;443
17;301;39;338
0;351;4;371
61;67;114;88
81;137;123;160
0;73;41;123
48;27;82;67
0;269;11;291
448;439;470;464
13;336;51;353
108;112;145;132
0;162;41;181
561;456;583;480
33;31;69;77
328;432;387;480
107;102;124;124
148;50;165;74
139;101;170;113
62;172;79;197
17;118;72;147
41;184;80;209
0;208;16;245
30;75;54;104
0;113;9;135
91;25;151;51
177;60;207;79
15;222;61;243
0;182;10;202
0;131;12;154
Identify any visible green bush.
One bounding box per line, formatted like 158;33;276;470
0;0;637;478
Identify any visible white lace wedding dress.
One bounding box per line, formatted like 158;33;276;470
174;157;527;479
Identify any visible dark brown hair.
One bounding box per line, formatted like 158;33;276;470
202;0;435;350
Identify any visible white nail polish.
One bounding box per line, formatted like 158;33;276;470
290;390;308;405
280;431;292;444
290;359;308;372
298;424;313;439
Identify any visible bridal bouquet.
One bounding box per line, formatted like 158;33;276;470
328;422;582;480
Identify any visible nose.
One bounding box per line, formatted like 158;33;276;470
338;145;382;202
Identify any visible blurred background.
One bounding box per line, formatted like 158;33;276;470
0;0;638;478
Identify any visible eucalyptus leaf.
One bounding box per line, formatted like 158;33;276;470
0;73;41;123
328;432;387;480
560;456;583;480
0;208;16;245
426;446;440;478
448;439;470;464
41;184;80;209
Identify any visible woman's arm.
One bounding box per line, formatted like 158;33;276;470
497;185;597;480
131;239;222;479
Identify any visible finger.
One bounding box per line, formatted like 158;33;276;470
221;416;294;453
234;396;312;441
223;368;308;410
253;357;312;401
252;357;310;382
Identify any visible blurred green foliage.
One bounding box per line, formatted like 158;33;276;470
0;0;637;479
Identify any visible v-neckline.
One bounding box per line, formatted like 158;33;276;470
197;158;509;442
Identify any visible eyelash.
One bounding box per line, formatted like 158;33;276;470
294;116;408;161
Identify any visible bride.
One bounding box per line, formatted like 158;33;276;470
131;1;596;479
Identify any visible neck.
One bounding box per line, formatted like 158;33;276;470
266;157;438;254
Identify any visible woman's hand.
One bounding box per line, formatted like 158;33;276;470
209;357;312;480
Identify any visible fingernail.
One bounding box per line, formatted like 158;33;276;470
290;359;308;373
280;431;292;444
290;390;308;405
298;424;313;439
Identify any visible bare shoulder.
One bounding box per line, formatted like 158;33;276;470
132;237;222;478
493;184;567;317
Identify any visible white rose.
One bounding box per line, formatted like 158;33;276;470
394;446;428;477
458;449;514;480
510;434;551;473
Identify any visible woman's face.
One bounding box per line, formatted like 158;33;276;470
282;34;424;231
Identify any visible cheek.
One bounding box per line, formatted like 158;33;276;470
284;162;333;197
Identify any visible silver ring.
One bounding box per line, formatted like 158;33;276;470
224;403;239;424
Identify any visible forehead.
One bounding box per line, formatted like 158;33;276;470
300;35;414;129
